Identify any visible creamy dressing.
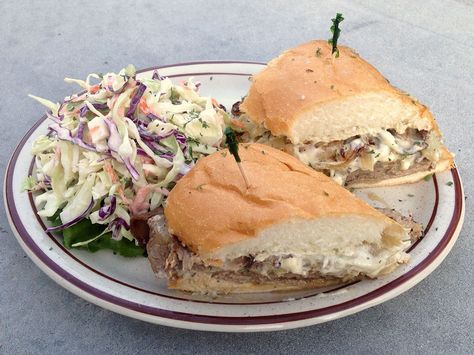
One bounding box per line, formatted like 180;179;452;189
256;240;410;279
239;113;442;185
293;129;440;185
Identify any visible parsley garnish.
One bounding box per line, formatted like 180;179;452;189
446;181;453;186
188;110;200;119
169;88;181;104
315;48;322;57
186;136;200;145
199;118;209;129
423;174;433;181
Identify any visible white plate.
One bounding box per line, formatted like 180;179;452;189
3;62;465;332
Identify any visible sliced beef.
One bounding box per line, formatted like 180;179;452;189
345;159;433;185
147;208;423;283
146;214;173;277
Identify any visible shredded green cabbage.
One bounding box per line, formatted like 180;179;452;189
27;65;228;253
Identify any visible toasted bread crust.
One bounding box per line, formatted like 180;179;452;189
170;272;342;294
240;40;439;142
164;143;404;256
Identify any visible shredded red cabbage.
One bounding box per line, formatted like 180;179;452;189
98;196;116;220
79;105;88;117
146;113;166;122
46;198;94;232
46;112;62;124
159;152;174;161
138;126;175;141
109;217;130;240
124;157;140;180
92;103;109;110
126;83;147;118
152;70;164;80
103;118;122;153
49;123;96;151
143;140;169;154
75;122;97;151
174;132;187;145
136;148;148;157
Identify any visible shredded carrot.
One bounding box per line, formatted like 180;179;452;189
103;161;130;204
103;161;117;183
89;84;100;94
117;186;130;205
139;97;150;115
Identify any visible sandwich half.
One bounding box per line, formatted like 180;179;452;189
238;40;453;187
147;143;422;294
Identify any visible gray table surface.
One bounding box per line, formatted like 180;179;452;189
1;0;473;353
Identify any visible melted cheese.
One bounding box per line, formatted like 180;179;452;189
258;240;410;279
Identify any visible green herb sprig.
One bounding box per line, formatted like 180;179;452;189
328;13;344;58
224;127;250;189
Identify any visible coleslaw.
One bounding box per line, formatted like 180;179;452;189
25;65;230;255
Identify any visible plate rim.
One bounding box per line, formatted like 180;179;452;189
3;61;466;332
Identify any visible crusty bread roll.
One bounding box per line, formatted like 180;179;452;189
156;143;413;293
239;40;453;187
241;40;437;144
165;143;407;257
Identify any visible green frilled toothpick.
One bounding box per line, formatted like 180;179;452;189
328;13;344;58
224;127;250;189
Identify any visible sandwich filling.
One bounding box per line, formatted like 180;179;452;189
147;210;422;292
236;110;442;186
293;128;442;185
